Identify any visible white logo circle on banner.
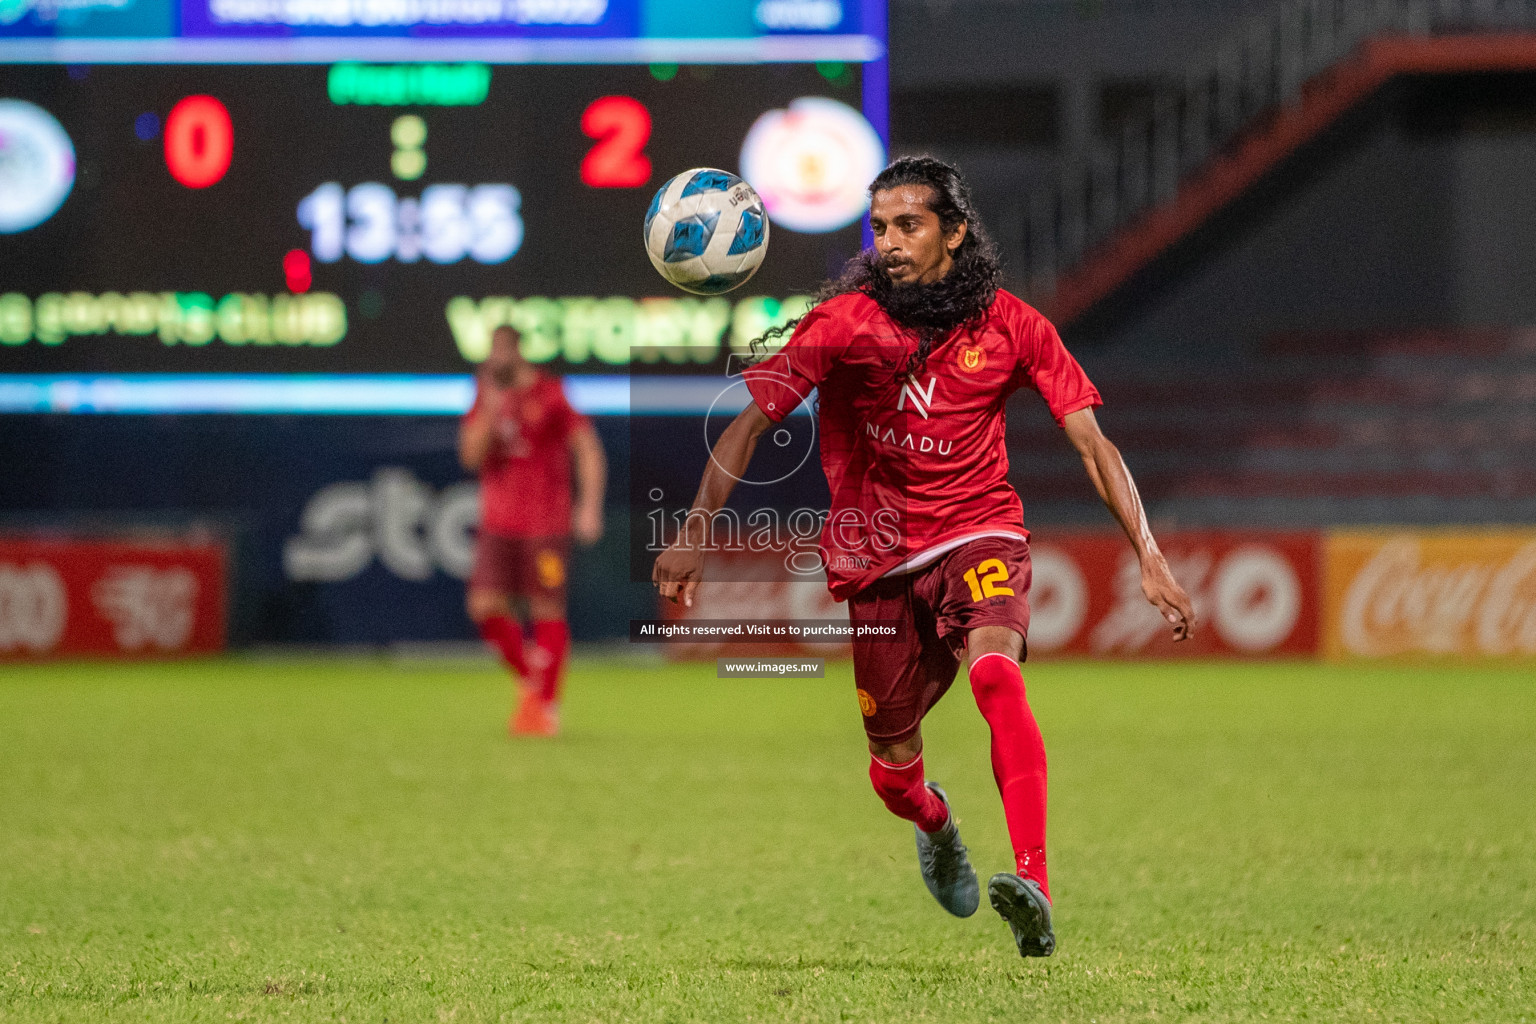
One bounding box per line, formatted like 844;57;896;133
1027;545;1089;652
1212;546;1301;652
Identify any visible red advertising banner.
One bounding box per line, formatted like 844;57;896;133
1030;532;1320;657
654;532;1321;660
656;553;850;659
0;537;226;660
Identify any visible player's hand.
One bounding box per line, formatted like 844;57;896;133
573;503;603;546
475;373;508;416
652;542;703;608
1141;551;1196;641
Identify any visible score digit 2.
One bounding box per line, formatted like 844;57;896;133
581;96;652;188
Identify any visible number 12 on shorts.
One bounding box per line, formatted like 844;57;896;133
962;558;1015;602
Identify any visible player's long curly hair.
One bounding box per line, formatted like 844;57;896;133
749;156;1002;376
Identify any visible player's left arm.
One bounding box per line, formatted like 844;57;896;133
1063;407;1196;641
570;421;607;546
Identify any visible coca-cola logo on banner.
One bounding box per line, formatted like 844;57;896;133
1325;532;1536;658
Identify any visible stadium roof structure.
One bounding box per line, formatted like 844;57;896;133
1018;0;1536;326
1047;35;1536;326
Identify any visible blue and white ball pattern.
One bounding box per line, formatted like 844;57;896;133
643;168;769;295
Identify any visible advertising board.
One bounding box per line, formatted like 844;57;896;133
1323;530;1536;659
654;532;1324;661
0;535;226;658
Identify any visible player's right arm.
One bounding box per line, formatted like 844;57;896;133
652;401;773;608
458;381;504;472
654;301;851;607
1063;407;1195;640
1010;299;1194;640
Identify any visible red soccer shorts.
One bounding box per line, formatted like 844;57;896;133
469;532;570;601
847;535;1032;744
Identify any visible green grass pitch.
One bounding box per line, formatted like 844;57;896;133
1;656;1532;1022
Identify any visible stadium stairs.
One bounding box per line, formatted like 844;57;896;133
1022;0;1536;327
1006;327;1536;526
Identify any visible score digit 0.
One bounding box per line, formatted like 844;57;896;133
164;96;233;189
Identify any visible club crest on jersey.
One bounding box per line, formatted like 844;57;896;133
536;549;566;588
897;374;937;419
957;344;987;373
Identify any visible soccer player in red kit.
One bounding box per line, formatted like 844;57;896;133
461;325;606;737
653;157;1194;957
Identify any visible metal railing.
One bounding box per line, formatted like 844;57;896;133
1021;0;1536;299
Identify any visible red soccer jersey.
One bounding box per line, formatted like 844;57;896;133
743;290;1101;600
471;371;588;539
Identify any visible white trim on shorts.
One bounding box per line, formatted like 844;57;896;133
879;530;1027;578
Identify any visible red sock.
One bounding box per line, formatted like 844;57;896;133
477;614;527;678
969;652;1050;900
532;619;570;703
868;753;950;833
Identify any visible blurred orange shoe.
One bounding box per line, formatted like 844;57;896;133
510;689;543;736
510;690;559;737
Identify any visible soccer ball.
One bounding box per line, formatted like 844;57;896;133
643;168;769;295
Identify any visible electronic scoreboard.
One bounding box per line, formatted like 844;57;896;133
1;63;879;378
0;1;888;411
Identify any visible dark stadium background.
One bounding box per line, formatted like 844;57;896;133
5;5;1536;1022
3;1;1533;647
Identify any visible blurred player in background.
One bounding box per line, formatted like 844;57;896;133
461;325;606;737
654;157;1194;957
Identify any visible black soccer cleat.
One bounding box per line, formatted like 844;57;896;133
988;872;1055;957
914;782;980;918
